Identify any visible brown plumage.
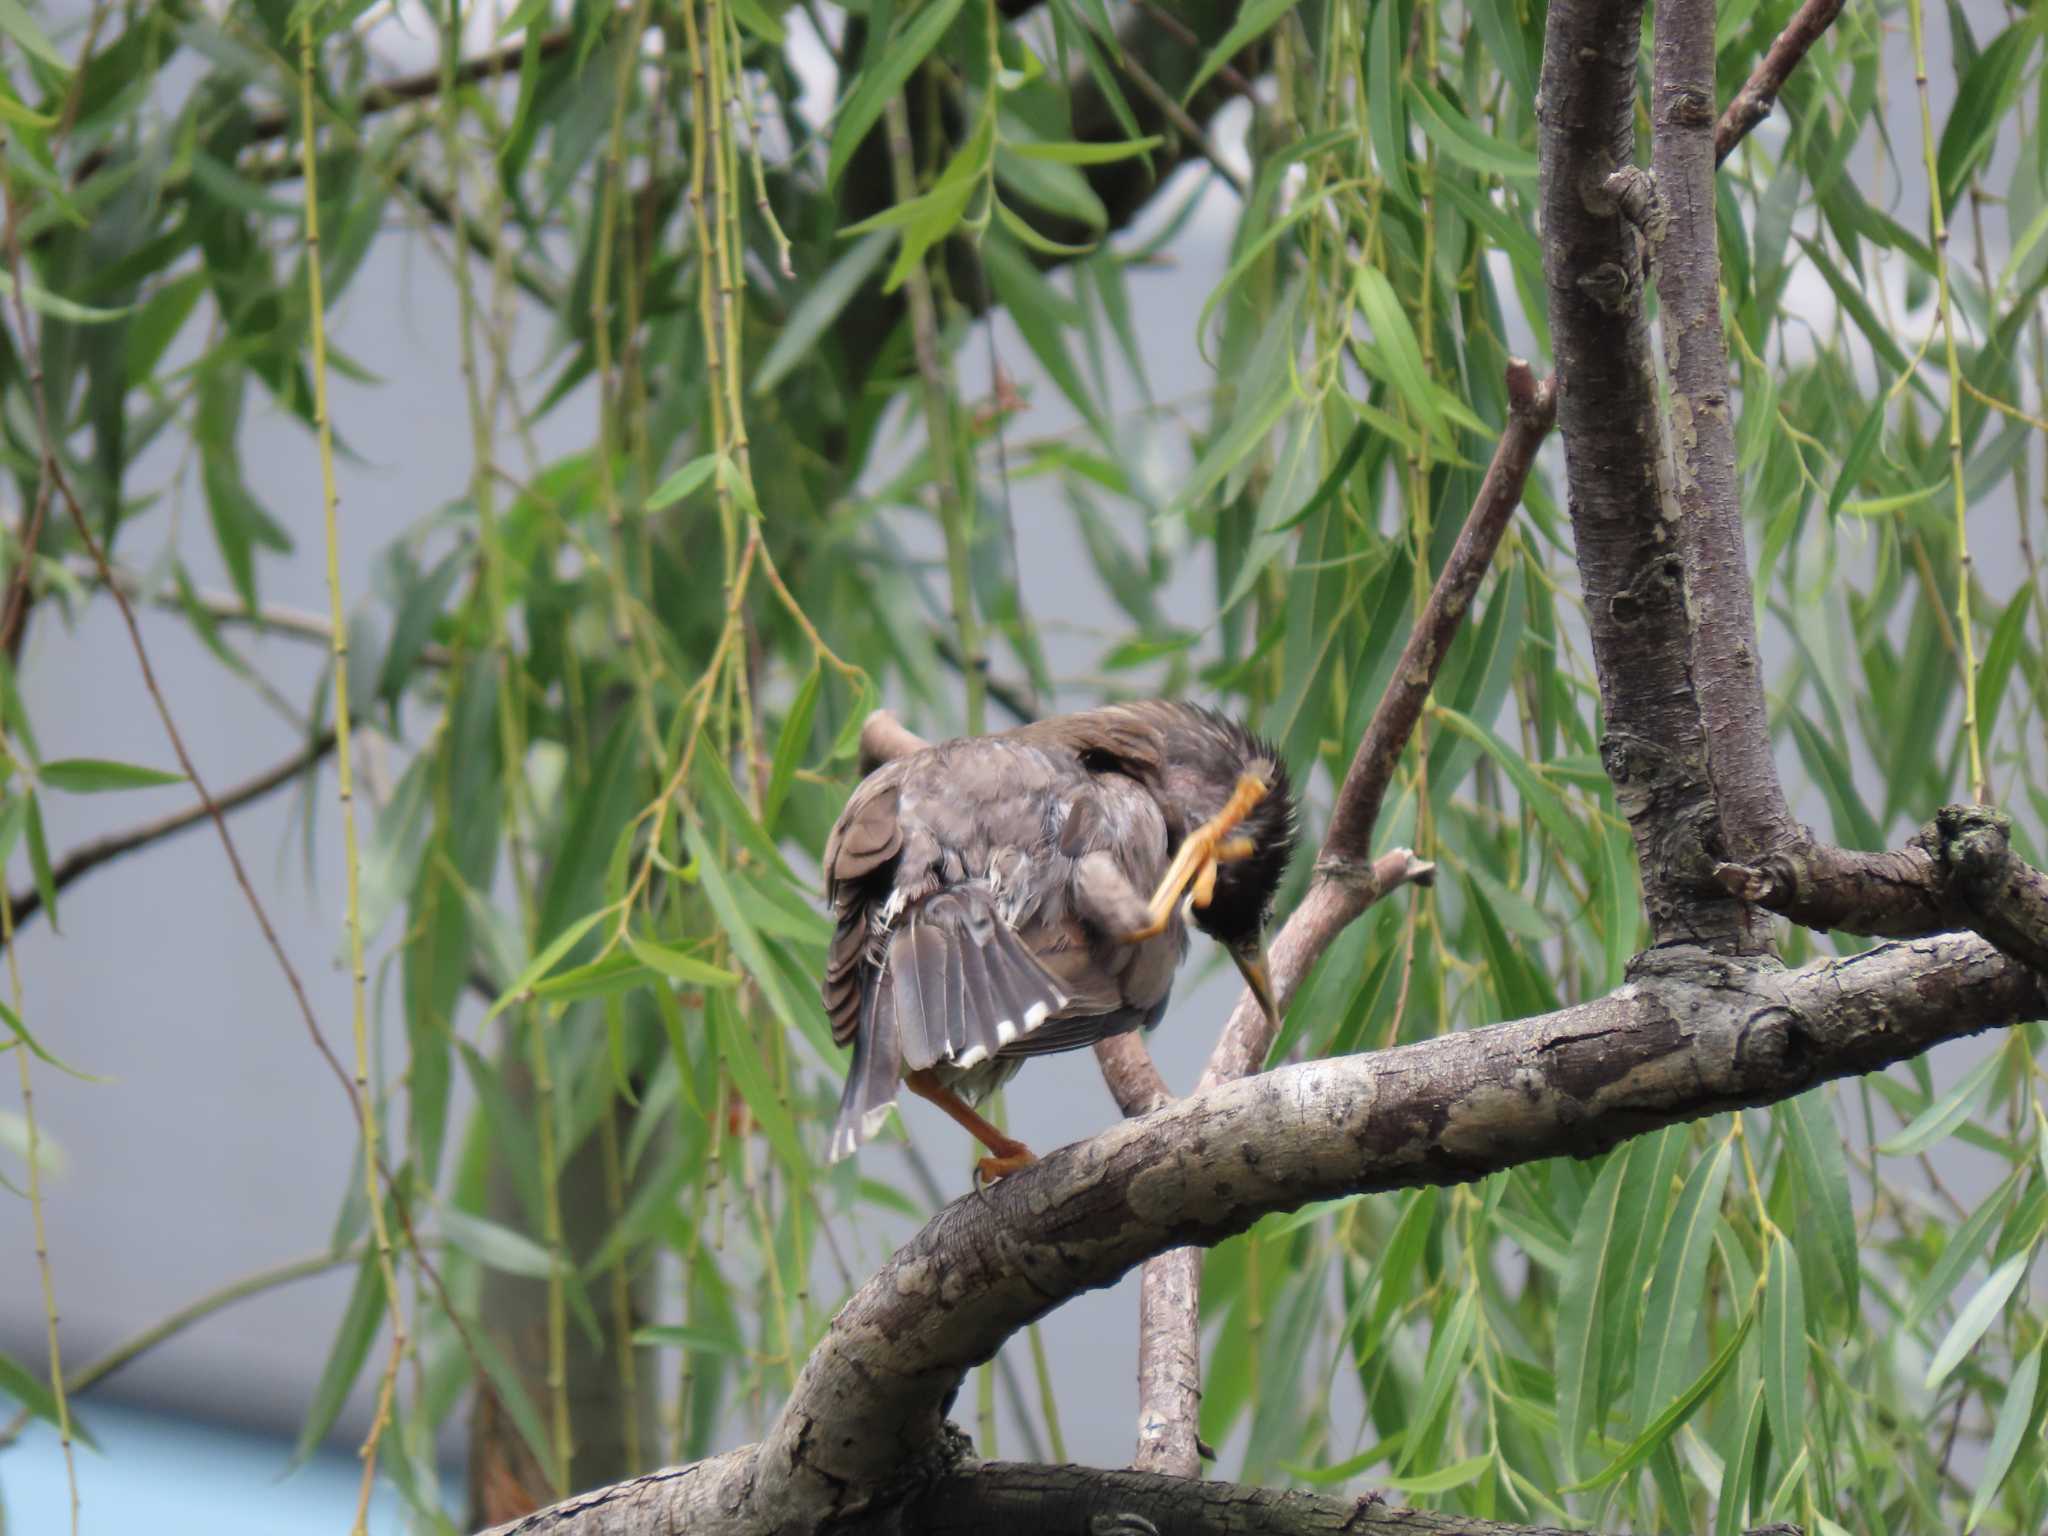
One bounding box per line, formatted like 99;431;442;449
822;700;1296;1179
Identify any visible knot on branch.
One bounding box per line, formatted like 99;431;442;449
1602;166;1667;242
1574;260;1635;314
1603;730;1723;908
1731;1003;1814;1087
1920;803;2013;891
1608;554;1684;628
1503;357;1559;427
1313;850;1437;892
1660;84;1716;128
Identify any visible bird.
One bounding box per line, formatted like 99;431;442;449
820;700;1297;1182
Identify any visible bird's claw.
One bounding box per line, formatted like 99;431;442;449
1120;772;1270;943
974;1147;1039;1188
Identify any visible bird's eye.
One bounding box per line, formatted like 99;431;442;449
1079;747;1120;774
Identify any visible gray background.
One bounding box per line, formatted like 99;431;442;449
0;0;2029;1512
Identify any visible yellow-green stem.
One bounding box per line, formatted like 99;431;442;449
431;3;571;1492
1905;0;1984;803
298;24;407;1532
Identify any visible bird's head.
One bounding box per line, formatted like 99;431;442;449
1117;703;1297;1027
1159;708;1295;934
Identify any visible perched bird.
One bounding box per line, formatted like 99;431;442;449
821;700;1297;1181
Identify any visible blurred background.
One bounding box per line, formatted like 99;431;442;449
1;0;2041;1532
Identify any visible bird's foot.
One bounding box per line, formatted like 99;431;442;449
1120;772;1271;943
974;1144;1039;1186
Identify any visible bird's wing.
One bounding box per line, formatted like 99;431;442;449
822;765;905;1046
1006;703;1169;781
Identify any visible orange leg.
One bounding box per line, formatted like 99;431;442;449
904;1069;1039;1182
1121;773;1271;942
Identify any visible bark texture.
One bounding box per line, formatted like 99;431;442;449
1650;0;1796;866
481;1448;1801;1536
1538;0;1758;952
1718;804;2048;974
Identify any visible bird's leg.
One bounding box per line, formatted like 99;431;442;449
1120;773;1271;942
903;1068;1039;1183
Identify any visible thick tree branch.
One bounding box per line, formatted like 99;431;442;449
1539;0;1765;953
1717;804;2048;975
891;1461;1802;1536
1714;0;1848;164
482;1442;1802;1536
8;728;338;930
1650;0;1797;867
481;930;2045;1535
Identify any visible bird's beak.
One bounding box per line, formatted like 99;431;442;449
1229;936;1280;1035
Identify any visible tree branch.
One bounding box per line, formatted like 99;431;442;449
1717;803;2048;974
8;728;338;931
1539;0;1766;953
1714;0;1848;163
480;929;2046;1534
67;557;454;663
1650;0;1797;867
890;1461;1802;1536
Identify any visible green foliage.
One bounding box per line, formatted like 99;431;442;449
0;0;2043;1532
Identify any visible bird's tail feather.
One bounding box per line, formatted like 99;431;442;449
829;991;904;1163
826;886;1070;1162
896;888;1069;1072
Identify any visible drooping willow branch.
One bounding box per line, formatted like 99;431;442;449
7;729;338;931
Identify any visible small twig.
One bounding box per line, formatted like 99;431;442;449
1105;46;1250;201
74;22;584;184
1713;0;1847;163
8;729;338;930
67;556;455;666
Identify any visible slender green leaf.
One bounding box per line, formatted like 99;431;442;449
1631;1140;1734;1429
440;1207;556;1279
1567;1306;1754;1492
0;1349;96;1449
1762;1232;1807;1463
1183;0;1298;102
825;0;971;189
647;453;721;511
0;998;99;1082
482;908;611;1025
1406;82;1538;181
1923;1247;2030;1391
39;757;183;793
1966;1337;2042;1530
1876;1047;2001;1157
1557;1150;1628;1477
624;933;741;989
1006;134;1164;165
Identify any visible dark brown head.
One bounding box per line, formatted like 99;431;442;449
1147;704;1296;952
1028;700;1297;1023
